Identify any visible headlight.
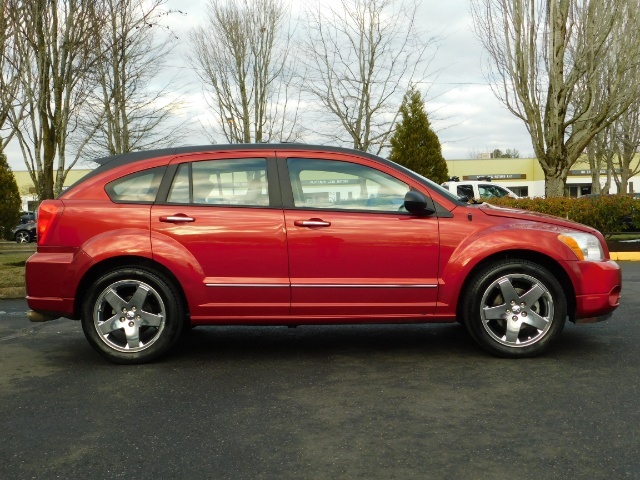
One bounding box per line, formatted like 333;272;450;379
558;232;604;261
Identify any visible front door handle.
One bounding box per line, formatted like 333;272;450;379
160;215;195;223
294;219;331;228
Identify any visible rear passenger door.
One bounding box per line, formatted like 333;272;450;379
151;153;289;322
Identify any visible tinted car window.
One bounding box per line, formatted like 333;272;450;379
20;212;35;224
287;158;409;211
167;158;269;206
166;163;190;203
105;167;165;203
457;185;474;199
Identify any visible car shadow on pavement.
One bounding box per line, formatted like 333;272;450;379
1;317;610;368
167;321;611;364
171;323;475;360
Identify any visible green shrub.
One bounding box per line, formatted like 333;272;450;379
0;153;21;240
485;195;639;238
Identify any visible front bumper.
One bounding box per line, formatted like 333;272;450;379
574;311;614;325
570;260;621;322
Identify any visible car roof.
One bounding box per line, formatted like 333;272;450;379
62;144;392;196
90;143;385;168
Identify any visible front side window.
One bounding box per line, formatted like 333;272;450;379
167;158;269;206
457;185;474;199
287;158;409;212
105;167;165;203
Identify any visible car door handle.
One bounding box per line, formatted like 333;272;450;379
294;219;331;227
160;215;195;223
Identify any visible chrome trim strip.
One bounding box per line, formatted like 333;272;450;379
293;284;438;288
206;284;289;288
206;283;438;288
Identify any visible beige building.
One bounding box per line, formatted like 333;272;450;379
446;157;638;198
12;156;640;211
14;170;92;212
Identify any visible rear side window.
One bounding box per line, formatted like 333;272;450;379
167;158;269;206
105;167;165;203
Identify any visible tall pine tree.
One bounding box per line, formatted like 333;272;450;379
389;87;448;184
0;153;21;240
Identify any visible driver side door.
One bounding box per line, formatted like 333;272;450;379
280;154;440;318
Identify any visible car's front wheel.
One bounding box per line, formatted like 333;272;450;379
463;260;567;357
15;231;32;243
81;267;184;364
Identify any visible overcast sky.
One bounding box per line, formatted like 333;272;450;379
5;0;535;171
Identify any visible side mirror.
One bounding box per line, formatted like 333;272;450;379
404;190;435;215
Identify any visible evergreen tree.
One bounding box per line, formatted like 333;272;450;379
389;87;449;184
0;153;22;240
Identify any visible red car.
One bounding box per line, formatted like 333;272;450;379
26;145;621;363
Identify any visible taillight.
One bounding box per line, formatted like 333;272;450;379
37;200;64;245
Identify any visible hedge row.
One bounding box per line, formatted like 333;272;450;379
483;195;640;238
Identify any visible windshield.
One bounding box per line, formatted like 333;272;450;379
479;184;511;198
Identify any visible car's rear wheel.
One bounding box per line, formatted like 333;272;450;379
81;267;184;364
463;260;566;357
15;231;32;243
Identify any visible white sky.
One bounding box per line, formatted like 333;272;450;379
4;0;535;171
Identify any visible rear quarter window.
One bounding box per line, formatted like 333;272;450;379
105;167;165;203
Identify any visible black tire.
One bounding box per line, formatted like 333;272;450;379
463;259;566;358
15;231;33;243
81;267;184;364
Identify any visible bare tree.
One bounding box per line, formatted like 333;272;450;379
301;0;436;154
78;0;187;158
0;0;25;153
8;0;105;200
471;0;640;196
610;102;640;194
467;148;485;160
577;36;640;195
585;126;614;195
189;0;301;144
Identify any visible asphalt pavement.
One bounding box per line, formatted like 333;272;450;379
1;263;639;479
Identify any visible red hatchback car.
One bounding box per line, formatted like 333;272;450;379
26;145;621;363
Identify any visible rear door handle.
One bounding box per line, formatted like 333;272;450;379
294;219;331;228
160;215;195;223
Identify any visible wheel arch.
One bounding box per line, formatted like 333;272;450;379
74;255;190;322
455;249;576;325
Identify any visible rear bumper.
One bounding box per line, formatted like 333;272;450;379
25;249;92;320
27;310;61;322
26;297;75;319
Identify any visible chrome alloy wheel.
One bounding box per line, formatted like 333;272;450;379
15;231;31;243
480;273;554;348
93;279;166;353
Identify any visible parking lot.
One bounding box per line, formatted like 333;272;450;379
1;263;638;479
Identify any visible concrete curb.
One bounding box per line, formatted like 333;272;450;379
610;252;640;261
